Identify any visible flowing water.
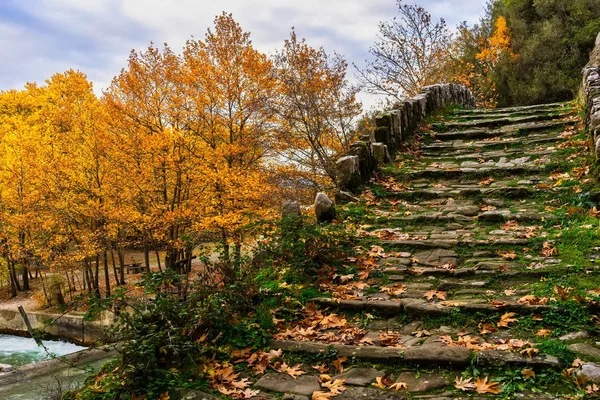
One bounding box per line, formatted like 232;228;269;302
0;334;86;366
0;335;111;400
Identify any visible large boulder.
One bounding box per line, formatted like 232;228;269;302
314;192;335;223
335;155;361;192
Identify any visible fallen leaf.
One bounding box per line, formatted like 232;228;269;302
332;357;347;374
522;368;536;379
497;312;518;328
474;376;501;394
389;381;408;391
454;377;475;391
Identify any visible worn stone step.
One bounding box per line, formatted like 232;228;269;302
269;340;562;370
379;237;530;249
422;129;568;150
395;164;547;180
432;112;571;131
420;148;557;162
380;210;553;224
428;120;574;141
311;297;564;317
384;184;568;200
453;102;569;115
270;339;471;366
453;107;571;121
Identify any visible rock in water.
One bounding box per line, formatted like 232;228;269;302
281;200;301;217
0;363;13;372
314;192;335;222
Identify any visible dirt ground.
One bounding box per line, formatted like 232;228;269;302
0;247;220;312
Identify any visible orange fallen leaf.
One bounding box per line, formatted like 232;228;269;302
522;368;536;379
332;356;347;374
474;376;501;394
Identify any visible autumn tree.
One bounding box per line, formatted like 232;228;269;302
41;70;118;297
356;0;452;100
272;30;361;191
182;13;278;266
104;44;200;272
0;86;47;295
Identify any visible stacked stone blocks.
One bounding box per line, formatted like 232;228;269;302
583;32;600;158
335;83;476;194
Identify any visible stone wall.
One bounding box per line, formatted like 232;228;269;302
0;309;113;345
336;84;476;194
583;32;600;158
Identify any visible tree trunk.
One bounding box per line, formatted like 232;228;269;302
21;265;29;291
10;261;21;292
104;250;110;298
155;249;162;272
118;246;126;285
8;260;17;298
94;255;100;296
143;238;150;272
110;248;120;286
39;273;51;306
84;261;93;294
222;231;230;262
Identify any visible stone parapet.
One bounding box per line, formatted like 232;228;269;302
336;84;476;194
583;32;600;158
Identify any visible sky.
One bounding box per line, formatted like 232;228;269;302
0;0;487;108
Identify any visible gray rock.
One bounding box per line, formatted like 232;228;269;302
336;155;361;191
336;387;406;400
404;345;472;365
334;367;385;386
568;343;600;360
249;392;278;400
180;390;219;400
314;192;335;223
395;372;450;392
477;350;561;369
254;374;320;396
282;200;301;217
282;395;309;400
372;142;391;165
559;332;590;341
336;190;359;203
412;249;457;267
579;363;600;384
0;363;13;372
401;321;424;334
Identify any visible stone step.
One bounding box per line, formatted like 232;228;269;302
270;339;561;369
420;130;568;154
453;107;572;121
310;297;565;318
384;184;567;200
379;210;553;225
378;237;531;249
427;120;574;141
453;102;569;115
420;147;557;162
391;164;548;181
432;112;571;131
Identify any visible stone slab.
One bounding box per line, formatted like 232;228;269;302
334;367;385;386
254;373;320;396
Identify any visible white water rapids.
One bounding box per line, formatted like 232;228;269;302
0;334;86;367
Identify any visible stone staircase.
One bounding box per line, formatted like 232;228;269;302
252;102;600;399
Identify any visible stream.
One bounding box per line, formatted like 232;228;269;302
0;335;111;399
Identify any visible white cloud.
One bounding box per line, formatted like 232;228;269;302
0;0;486;108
